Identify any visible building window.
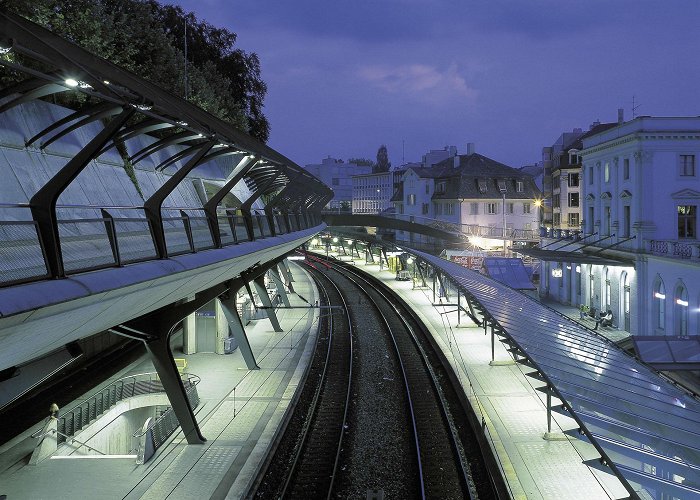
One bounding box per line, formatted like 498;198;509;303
568;174;579;187
497;179;507;192
568;192;579;207
654;278;666;331
433;202;442;215
486;203;497;215
568;213;579;227
516;180;524;192
604;162;610;183
680;155;696;176
446;203;455;215
435;181;446;193
675;284;689;335
422;203;429;215
408;194;416;205
553;213;561;226
588;166;593;185
588;206;595;233
507;203;514;214
678;205;697;238
623;158;630;180
552;194;560;208
425;183;430;194
623;205;631;237
470;202;479;215
523;202;531;214
478;179;488;193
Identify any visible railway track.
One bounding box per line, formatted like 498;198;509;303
253;262;353;499
253;254;496;499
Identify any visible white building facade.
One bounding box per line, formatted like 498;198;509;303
539;116;700;336
391;147;541;248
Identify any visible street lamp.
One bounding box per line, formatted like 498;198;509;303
500;188;507;256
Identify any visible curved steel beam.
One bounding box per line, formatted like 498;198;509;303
29;106;134;277
323;213;463;242
143;140;216;258
40;105;123;149
202;155;257;248
129;131;203;164
25;101;116;146
0;82;68;114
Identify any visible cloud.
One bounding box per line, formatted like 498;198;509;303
356;63;477;104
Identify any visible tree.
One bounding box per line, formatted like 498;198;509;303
3;0;269;142
375;145;391;173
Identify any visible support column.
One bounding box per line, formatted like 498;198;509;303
268;268;291;307
145;333;205;444
215;300;228;354
253;277;283;332
182;311;196;355
219;293;260;369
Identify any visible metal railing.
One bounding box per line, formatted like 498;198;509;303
0;203;320;287
133;378;201;464
55;371;198;444
31;427;107;456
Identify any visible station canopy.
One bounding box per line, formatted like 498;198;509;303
413;249;700;500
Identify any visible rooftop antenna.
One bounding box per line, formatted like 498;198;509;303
632;95;641;118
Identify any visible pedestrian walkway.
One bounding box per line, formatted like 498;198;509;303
0;263;320;500
341;254;630;500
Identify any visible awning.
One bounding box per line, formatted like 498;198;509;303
515;247;632;267
633;336;700;370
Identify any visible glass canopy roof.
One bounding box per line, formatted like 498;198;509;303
414;250;700;499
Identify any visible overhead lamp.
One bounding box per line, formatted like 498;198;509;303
406;257;414;264
78;81;93;89
103;80;111;85
132;103;153;111
0;38;14;54
654;292;665;300
216;143;228;148
64;78;79;87
332;237;338;243
676;298;688;307
176;120;188;126
346;239;353;244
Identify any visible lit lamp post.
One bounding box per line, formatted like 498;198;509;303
534;198;543;239
500;188;507;256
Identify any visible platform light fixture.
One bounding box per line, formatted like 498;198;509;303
64;78;79;87
654;292;666;299
676;298;688;307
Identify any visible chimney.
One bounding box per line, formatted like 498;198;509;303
466;142;475;155
617;108;624;125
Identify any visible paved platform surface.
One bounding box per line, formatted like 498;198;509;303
0;263;320;500
339;254;631;500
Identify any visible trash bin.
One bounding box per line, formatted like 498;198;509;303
223;337;238;354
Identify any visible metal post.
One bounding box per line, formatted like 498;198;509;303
145;333;205;444
547;387;552;434
253;277;283;332
219;293;260;370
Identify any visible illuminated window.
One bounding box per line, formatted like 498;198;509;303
678;205;697;238
478;179;488;192
516;180;524;192
675;284;688;335
604;162;610;183
653;278;666;331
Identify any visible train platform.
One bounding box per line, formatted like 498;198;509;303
341;254;631;500
0;263;320;500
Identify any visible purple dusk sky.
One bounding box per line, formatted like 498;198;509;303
170;0;699;169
